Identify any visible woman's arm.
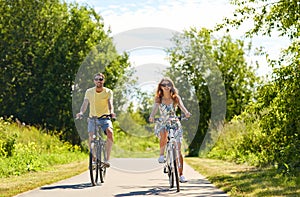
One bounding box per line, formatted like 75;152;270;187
149;102;159;122
177;95;191;117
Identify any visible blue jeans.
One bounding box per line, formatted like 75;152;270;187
88;117;113;134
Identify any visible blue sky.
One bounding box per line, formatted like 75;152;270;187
72;0;289;79
75;0;233;34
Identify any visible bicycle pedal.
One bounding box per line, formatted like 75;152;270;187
163;167;168;173
89;165;96;170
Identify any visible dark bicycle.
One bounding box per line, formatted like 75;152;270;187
77;114;112;186
154;116;188;192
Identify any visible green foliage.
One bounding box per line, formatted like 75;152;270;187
208;115;270;166
0;118;86;178
111;120;160;158
168;28;259;156
209;0;300;175
109;96;161;157
217;0;299;39
0;0;130;145
209;61;300;172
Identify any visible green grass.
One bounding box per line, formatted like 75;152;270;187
0;118;87;178
0;159;88;197
1;118;299;197
185;157;300;197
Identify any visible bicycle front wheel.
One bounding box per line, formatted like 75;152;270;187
89;149;99;186
173;148;180;192
167;149;174;188
99;144;107;183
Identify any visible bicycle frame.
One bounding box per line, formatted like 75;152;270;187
154;116;184;192
165;127;180;192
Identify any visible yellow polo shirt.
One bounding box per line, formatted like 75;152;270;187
84;87;112;117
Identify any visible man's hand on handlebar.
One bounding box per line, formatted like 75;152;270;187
76;112;83;119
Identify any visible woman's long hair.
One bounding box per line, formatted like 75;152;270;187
155;77;179;106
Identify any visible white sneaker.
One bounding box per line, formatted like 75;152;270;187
158;155;165;163
102;160;110;168
180;175;188;183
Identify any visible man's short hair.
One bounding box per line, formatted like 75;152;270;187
94;73;105;79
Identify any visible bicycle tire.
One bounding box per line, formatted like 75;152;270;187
172;148;180;192
167;148;174;188
89;150;99;186
99;144;106;183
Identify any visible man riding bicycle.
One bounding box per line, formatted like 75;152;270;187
76;73;116;167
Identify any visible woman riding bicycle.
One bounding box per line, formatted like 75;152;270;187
149;77;191;183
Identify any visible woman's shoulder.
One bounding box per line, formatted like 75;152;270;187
154;96;161;103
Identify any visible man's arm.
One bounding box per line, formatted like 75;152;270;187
76;99;89;118
108;91;115;118
108;98;115;115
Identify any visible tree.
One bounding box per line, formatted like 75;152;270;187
215;0;299;172
168;28;258;156
217;0;299;39
0;0;130;144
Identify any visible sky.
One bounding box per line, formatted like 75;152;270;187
72;0;290;82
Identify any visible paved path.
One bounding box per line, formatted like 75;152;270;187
15;158;229;197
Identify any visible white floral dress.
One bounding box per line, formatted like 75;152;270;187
155;102;183;142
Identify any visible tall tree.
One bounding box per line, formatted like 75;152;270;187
0;0;129;144
216;0;299;172
168;28;258;156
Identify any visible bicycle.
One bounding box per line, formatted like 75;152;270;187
154;116;188;192
77;114;112;186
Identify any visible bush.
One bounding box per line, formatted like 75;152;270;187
0;118;86;178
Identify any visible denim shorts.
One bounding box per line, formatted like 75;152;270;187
88;118;113;134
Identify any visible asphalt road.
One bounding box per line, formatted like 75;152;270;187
15;158;229;197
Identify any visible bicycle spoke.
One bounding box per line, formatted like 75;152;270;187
89;151;98;186
99;143;106;183
173;148;180;192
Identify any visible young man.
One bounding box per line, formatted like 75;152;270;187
76;73;115;167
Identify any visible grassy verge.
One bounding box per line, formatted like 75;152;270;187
0;159;88;197
185;157;300;197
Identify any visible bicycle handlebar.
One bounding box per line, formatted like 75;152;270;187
152;115;189;123
75;113;116;120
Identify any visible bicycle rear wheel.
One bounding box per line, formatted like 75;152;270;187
89;144;99;186
99;144;107;183
172;148;180;192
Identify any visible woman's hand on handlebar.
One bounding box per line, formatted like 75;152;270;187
185;112;192;118
149;116;154;123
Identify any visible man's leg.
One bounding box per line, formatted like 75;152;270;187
105;127;113;161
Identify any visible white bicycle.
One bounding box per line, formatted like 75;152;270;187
154;116;188;192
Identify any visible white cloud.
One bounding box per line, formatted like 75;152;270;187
97;0;234;34
73;0;290;77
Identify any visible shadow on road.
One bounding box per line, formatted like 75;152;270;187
114;178;228;196
114;186;170;196
40;183;92;190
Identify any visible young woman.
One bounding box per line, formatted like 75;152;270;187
149;77;191;183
